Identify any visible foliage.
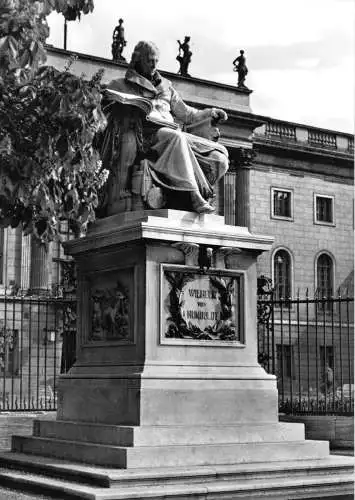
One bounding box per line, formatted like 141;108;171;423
0;0;109;242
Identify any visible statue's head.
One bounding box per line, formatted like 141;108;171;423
119;18;123;24
130;41;160;80
240;50;244;55
185;36;190;42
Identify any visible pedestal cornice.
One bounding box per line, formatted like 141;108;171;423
64;210;273;256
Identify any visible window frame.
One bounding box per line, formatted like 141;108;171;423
314;193;335;226
271;187;294;222
315;251;335;313
272;247;293;302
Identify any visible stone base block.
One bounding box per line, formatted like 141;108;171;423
56;374;279;426
12;433;330;468
33;420;306;446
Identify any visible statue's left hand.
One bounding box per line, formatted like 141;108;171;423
211;108;228;123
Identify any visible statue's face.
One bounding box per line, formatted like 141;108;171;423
139;49;159;79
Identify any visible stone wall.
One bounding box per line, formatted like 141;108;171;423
280;414;354;449
249;167;354;294
0;412;56;450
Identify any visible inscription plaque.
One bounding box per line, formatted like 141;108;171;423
161;265;244;344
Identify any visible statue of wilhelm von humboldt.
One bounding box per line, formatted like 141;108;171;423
101;41;229;215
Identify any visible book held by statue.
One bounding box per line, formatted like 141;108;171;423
105;89;179;130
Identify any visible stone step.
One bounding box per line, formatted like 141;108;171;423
12;434;331;468
0;462;353;499
34;420;305;447
0;452;353;489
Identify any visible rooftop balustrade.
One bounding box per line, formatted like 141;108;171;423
256;119;353;155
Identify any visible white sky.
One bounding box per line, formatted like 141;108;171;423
47;0;354;133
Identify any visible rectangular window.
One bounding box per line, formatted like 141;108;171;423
276;344;292;378
314;195;334;224
271;188;293;220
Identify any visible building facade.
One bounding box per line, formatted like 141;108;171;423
251;120;353;296
0;47;353;410
1;47;353;298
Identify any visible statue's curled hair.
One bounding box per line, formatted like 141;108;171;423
129;41;160;69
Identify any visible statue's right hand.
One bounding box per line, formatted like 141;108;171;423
211;108;228;123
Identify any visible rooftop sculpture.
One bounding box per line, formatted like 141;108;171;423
176;36;192;77
101;41;229;215
233;49;248;89
111;18;127;62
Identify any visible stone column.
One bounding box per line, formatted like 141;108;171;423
29;237;49;294
13;227;23;288
224;171;236;225
235;165;251;228
232;147;255;229
3;226;22;288
20;234;31;291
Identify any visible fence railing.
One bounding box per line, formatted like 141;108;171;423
258;287;354;416
1;282;353;416
0;290;76;412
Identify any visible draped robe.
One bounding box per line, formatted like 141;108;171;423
105;69;229;201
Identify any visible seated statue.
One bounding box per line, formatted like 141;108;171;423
100;40;229;215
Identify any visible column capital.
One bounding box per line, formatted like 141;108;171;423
229;147;256;172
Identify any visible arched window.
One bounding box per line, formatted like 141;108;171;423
316;253;333;298
273;249;292;300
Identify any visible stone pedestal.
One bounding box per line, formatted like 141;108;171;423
7;211;354;498
55;211;278;434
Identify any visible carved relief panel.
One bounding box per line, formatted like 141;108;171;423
88;267;135;343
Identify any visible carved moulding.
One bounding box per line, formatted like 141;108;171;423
217;246;242;269
172;242;200;267
160;264;245;346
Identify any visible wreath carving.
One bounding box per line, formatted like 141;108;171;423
164;271;238;341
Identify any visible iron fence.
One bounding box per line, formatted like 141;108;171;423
0;289;76;411
258;280;354;416
1;276;353;416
